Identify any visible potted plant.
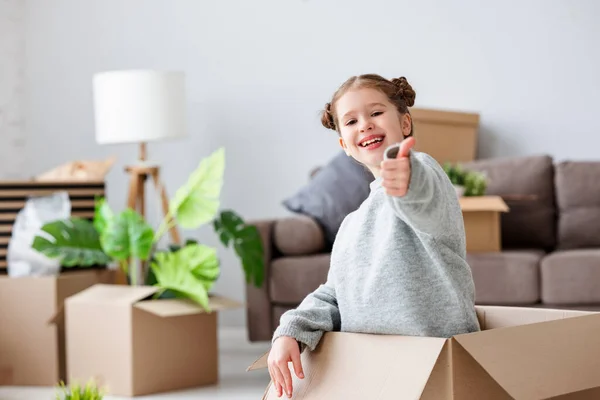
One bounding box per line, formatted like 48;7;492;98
55;380;104;400
31;147;264;311
442;162;488;197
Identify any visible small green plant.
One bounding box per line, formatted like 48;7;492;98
443;162;488;196
31;147;264;311
55;380;104;400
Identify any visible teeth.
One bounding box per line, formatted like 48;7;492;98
361;137;383;147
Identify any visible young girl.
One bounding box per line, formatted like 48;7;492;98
267;74;480;398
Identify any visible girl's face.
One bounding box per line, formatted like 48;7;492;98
335;87;411;177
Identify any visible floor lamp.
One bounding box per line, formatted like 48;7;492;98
93;70;187;283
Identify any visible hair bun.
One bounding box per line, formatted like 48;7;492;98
321;102;336;130
391;76;416;107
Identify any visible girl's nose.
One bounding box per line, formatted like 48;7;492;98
360;121;374;132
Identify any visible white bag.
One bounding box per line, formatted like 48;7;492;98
7;191;72;277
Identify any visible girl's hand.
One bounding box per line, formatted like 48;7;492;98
268;336;305;398
380;137;416;197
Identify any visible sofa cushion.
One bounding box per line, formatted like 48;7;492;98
283;151;373;245
554;161;600;250
270;254;330;304
273;215;326;256
467;250;543;304
463;155;556;251
541;249;600;304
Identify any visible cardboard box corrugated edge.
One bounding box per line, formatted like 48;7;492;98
65;283;243;317
248;306;600;399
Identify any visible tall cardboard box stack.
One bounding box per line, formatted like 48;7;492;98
65;284;242;397
0;269;114;386
249;306;600;399
411;107;480;165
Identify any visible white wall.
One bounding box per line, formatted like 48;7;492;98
0;0;26;178
21;0;600;328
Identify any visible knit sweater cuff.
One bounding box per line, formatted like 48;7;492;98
272;323;321;352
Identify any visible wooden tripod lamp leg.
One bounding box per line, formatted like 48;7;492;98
150;168;181;245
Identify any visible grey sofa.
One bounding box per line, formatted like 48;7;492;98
245;154;600;342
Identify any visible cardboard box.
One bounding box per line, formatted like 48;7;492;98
411;107;480;165
460;196;509;253
0;268;114;386
249;306;600;399
65;284;242;397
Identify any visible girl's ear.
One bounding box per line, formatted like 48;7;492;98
402;113;412;137
338;137;350;155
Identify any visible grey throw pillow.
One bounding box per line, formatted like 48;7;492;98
283;151;374;245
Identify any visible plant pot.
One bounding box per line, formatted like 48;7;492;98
454;185;466;197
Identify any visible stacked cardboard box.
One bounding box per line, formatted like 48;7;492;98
0;269;114;386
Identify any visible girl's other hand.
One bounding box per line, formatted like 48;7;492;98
268;336;305;398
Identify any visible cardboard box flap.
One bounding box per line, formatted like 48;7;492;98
248;332;448;399
133;294;242;318
207;294;244;311
459;196;509;212
68;283;159;305
246;351;269;372
454;313;600;399
475;305;593;330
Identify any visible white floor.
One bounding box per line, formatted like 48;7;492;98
0;328;273;400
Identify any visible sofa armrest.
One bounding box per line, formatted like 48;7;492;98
245;218;277;342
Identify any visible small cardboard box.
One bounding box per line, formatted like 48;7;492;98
249;306;600;399
0;268;114;386
460;196;509;253
411;107;480;165
65;284;241;397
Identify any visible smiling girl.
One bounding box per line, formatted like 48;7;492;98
267;74;480;398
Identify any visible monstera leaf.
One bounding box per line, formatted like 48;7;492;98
150;243;221;311
168;147;225;229
32;217;112;267
100;209;154;261
213;210;264;287
93;197;113;237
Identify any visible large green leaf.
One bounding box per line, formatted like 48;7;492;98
150;243;221;311
213;210;264;287
169;147;225;229
93;197;113;237
32;217;112;267
100;209;154;261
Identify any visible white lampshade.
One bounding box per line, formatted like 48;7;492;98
93;70;187;145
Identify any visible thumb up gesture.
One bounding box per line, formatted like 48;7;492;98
380;136;416;197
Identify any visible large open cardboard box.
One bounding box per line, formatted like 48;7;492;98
65;284;242;397
249;306;599;399
460;196;509;253
0;268;114;386
411;107;480;165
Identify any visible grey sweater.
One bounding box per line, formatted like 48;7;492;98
272;150;481;351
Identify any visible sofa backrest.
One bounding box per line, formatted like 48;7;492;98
464;155;557;251
554;161;600;250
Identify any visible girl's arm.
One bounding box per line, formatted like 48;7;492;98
386;151;458;239
272;281;340;352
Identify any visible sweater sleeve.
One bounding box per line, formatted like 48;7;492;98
271;281;340;352
386;151;457;239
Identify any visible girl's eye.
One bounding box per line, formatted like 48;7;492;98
345;119;356;126
372;111;383;117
